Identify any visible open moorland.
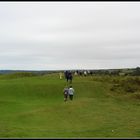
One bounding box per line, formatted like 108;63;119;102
0;72;140;138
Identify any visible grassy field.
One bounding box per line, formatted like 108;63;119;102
0;73;140;138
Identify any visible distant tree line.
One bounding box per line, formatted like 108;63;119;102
0;67;140;77
70;67;140;76
131;67;140;76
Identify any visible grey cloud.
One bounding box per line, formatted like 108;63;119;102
0;2;140;70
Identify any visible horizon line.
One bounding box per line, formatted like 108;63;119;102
0;66;139;71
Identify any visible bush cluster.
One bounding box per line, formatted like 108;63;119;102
110;77;140;93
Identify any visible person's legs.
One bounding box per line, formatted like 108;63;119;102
64;94;68;101
69;95;73;100
66;77;69;82
69;77;72;84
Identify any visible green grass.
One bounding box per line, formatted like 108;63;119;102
0;73;140;138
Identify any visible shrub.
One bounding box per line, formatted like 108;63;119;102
131;93;140;99
110;76;140;94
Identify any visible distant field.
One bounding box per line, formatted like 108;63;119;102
0;73;140;138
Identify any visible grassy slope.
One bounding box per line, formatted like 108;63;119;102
0;74;140;138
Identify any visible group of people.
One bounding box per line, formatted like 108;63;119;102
60;70;75;102
64;70;73;84
63;85;75;102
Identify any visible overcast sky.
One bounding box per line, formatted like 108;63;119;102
0;2;140;70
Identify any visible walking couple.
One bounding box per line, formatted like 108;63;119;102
63;85;75;102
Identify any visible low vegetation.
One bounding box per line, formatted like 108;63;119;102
0;72;140;138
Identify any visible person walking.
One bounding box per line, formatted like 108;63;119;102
68;71;73;84
59;72;62;79
64;71;69;83
63;86;69;102
68;85;75;100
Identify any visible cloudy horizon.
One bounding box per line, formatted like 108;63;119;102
0;2;140;70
